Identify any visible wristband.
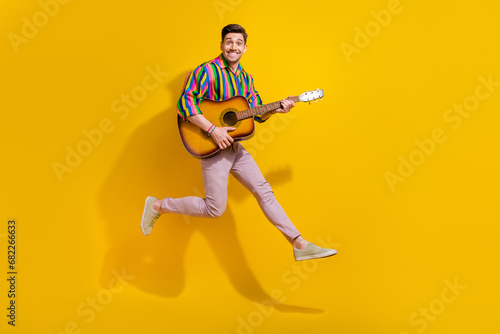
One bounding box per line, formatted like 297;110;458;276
207;124;216;136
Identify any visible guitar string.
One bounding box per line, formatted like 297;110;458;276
236;101;282;120
235;95;305;120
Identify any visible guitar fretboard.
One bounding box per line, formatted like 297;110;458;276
236;96;300;120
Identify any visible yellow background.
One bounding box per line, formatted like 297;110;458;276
1;0;499;333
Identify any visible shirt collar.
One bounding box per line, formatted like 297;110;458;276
217;54;243;76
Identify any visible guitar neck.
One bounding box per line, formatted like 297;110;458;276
237;96;300;121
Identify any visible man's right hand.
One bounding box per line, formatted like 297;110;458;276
211;126;236;150
186;114;236;150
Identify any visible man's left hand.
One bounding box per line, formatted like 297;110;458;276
275;96;295;113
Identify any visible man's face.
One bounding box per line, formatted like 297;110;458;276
220;33;247;64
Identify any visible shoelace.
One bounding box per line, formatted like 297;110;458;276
147;211;161;228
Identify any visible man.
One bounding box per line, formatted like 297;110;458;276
140;24;337;261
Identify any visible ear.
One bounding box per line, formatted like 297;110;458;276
220;41;223;51
243;44;247;54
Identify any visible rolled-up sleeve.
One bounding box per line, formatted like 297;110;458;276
177;66;209;119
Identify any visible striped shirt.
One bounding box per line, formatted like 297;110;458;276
177;54;266;123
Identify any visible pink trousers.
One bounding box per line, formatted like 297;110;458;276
161;142;301;242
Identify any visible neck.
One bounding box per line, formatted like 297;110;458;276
236;96;300;121
222;54;240;74
228;63;239;73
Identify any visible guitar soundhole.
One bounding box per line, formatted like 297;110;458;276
222;111;238;126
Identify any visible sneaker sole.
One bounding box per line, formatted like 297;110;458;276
295;250;337;261
140;196;158;236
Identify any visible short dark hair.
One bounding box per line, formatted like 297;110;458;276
221;24;247;44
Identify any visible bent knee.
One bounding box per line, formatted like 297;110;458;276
205;202;226;218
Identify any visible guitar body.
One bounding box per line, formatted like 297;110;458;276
178;96;255;158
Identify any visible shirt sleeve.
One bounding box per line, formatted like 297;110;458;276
177;65;209;119
245;73;267;123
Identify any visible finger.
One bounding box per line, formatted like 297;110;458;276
226;127;236;132
218;138;226;148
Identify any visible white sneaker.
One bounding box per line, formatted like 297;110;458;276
293;242;337;261
140;196;160;236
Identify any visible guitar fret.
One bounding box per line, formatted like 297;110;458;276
238;97;297;121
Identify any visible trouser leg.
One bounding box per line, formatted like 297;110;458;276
230;143;301;243
161;147;236;218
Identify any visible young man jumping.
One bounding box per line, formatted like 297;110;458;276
140;24;337;261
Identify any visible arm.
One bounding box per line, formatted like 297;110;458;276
178;67;235;150
177;67;208;118
247;73;269;123
187;114;236;150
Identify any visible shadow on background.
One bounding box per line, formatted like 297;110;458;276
98;72;323;314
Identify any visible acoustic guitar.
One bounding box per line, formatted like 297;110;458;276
178;89;324;158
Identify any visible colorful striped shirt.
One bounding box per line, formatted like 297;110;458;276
177;54;266;123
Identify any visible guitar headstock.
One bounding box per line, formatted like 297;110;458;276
298;89;324;103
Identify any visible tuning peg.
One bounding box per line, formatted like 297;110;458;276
309;101;311;105
315;100;318;102
320;98;323;101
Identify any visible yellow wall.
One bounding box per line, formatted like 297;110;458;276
1;0;499;333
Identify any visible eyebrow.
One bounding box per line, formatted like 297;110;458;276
224;38;244;42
